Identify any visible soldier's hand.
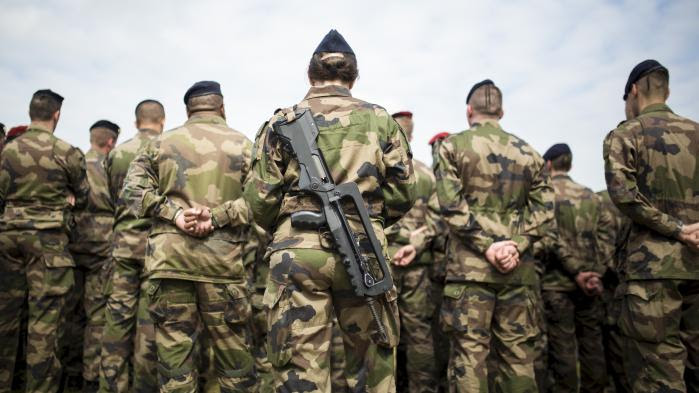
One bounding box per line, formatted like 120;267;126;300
180;208;214;237
486;241;519;274
393;245;417;266
678;222;699;252
575;271;602;296
66;193;76;206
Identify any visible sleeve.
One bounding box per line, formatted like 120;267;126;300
603;127;683;238
512;157;555;254
104;151;119;204
534;219;586;277
381;116;417;227
0;160;8;214
435;137;495;254
242;120;285;231
211;139;253;228
595;194;617;273
65;147;90;210
410;184;439;256
119;141;180;222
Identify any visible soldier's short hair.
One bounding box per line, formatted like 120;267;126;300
135;99;165;124
90;127;117;148
186;94;223;113
307;52;359;84
637;69;669;100
29;90;63;121
551;153;572;172
468;83;502;116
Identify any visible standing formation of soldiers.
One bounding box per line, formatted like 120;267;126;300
0;29;698;393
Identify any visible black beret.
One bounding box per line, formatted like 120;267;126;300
183;81;222;104
466;79;494;105
543;143;572;162
314;29;354;55
33;89;64;103
90;119;120;136
624;59;668;100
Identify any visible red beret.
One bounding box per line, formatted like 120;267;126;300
391;111;413;119
7;125;28;139
429;132;450;145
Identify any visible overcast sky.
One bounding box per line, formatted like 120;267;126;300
1;0;698;191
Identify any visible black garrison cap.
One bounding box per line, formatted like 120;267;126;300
33;89;64;103
624;59;668;100
183;81;223;104
314;29;354;55
543;143;572;162
466;79;494;104
90;120;120;136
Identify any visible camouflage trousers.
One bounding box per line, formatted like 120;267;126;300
250;285;274;393
541;289;607;393
601;283;630;393
441;282;539;393
99;256;157;393
618;279;699;393
392;263;437;393
66;253;110;385
146;278;256;393
529;285;548;392
0;229;75;393
264;248;400;393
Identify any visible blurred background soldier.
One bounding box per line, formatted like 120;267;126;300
0;89;89;393
99;99;165;393
120;81;256;392
244;30;416;392
435;79;554;392
387;110;438;393
64;119;120;392
539;143;613;393
604;59;699;393
0;123;5;153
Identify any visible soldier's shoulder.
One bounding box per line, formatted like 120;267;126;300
52;135;83;156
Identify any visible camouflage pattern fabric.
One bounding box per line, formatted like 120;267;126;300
245;84;416;392
263;249;400;393
0;125;88;393
67;148;115;386
434;119;554;392
99;128;161;393
330;317;350;393
604;103;699;392
386;158;437;393
440;282;539;393
120;113;256;392
539;174;613;392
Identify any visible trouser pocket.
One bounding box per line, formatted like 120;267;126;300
618;281;666;343
263;281;293;368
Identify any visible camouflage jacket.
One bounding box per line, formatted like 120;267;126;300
603;103;699;280
105;128;160;260
244;85;416;256
435;120;554;285
386;158;436;265
597;190;632;276
541;174;614;291
0;125;89;234
70;148;114;257
121;114;252;283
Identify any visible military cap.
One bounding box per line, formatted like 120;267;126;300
33;89;64;103
392;111;413;119
90;119;120;136
183;81;223;104
429;131;450;145
624;59;668;100
466;79;495;104
314;29;354;55
543;143;572;162
7;125;28;140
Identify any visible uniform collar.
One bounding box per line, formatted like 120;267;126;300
138;128;161;137
640;103;673;116
552;173;571;180
26;124;52;134
185;113;227;126
471;119;502;130
304;85;352;100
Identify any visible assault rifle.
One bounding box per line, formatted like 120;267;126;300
273;109;393;342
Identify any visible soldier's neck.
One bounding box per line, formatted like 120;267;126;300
90;144;111;155
550;169;569;177
310;80;353;90
29;120;56;133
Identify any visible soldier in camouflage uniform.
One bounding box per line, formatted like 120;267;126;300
0;89;89;393
604;59;699;393
596;189;632;393
120;81;256;392
387;111;438;393
64;120;120;392
244;30;416;393
0;123;5;153
99;100;165;393
538;143;614;393
434;79;554;393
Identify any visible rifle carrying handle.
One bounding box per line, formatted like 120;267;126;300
290;211;326;230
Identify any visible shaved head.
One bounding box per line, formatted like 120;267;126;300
135;99;165;124
468;83;503;117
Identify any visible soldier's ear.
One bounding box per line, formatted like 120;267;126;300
220;103;226;120
665;86;670;100
53;110;61;125
466;105;473;118
631;83;638;98
498;109;504;119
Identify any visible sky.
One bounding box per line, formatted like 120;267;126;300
1;0;698;191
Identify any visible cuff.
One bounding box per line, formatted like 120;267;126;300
157;200;182;223
511;235;530;255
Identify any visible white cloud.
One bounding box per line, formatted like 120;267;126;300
1;0;698;191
